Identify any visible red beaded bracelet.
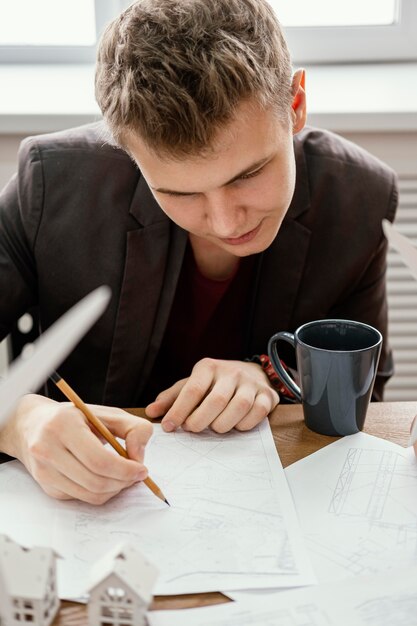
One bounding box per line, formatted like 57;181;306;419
247;354;296;400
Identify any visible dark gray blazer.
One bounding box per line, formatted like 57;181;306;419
0;123;398;406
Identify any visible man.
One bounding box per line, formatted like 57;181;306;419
0;0;397;503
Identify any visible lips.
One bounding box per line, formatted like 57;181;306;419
221;222;262;246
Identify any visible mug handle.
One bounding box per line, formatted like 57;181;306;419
268;332;302;402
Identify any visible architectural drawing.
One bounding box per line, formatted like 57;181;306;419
355;593;417;626
0;420;314;600
149;565;417;626
285;432;417;582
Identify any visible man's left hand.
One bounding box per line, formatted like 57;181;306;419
145;358;280;433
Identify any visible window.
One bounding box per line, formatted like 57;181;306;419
269;0;417;63
12;599;35;624
0;0;128;63
1;0;416;66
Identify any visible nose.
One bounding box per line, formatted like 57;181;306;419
204;188;246;238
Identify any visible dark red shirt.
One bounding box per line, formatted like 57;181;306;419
143;243;256;402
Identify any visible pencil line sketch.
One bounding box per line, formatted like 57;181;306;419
149;565;417;626
59;423;305;596
285;434;417;583
0;421;314;600
329;448;417;548
355;593;417;626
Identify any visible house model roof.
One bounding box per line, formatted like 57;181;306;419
88;543;159;604
0;534;60;599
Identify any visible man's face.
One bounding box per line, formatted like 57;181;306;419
125;99;303;258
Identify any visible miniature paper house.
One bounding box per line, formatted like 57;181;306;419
0;534;60;626
87;543;159;626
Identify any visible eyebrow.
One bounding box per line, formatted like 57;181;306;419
151;156;272;196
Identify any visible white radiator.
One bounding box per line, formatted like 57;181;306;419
385;176;417;401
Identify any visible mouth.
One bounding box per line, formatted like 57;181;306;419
221;222;262;246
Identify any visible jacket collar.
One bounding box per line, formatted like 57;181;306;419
287;132;311;220
128;173;168;227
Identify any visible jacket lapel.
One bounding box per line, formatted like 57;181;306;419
247;136;312;353
103;175;187;406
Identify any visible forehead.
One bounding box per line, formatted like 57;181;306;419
125;100;289;191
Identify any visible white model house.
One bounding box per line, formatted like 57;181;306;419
0;534;60;626
87;543;159;626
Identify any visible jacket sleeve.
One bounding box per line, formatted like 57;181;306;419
0;138;42;342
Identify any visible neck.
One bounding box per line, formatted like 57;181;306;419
189;234;240;280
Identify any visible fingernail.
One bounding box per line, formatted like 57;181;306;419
162;420;176;432
137;468;148;481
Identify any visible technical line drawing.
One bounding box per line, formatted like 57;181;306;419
0;421;313;600
286;434;417;583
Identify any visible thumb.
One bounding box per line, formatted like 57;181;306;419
90;405;153;463
145;378;188;418
124;417;153;462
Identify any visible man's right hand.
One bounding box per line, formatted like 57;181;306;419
0;394;153;505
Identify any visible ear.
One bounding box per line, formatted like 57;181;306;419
291;68;307;134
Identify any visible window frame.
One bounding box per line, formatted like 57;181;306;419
0;0;123;64
0;0;416;66
281;0;417;64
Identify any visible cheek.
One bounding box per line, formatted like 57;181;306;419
154;197;202;230
269;159;296;209
246;168;295;213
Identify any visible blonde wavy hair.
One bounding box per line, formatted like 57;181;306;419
95;0;293;158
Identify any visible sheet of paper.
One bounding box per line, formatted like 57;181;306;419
284;431;417;584
225;432;417;601
0;420;314;599
148;566;417;626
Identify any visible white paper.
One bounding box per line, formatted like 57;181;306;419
285;431;417;583
0;420;314;599
224;587;288;601
149;566;417;626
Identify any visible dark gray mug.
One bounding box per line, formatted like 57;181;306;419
268;319;382;436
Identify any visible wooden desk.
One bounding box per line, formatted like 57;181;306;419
57;401;417;624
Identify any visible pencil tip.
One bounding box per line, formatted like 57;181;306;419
164;499;171;506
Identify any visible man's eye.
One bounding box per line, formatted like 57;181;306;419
165;192;197;198
239;167;264;181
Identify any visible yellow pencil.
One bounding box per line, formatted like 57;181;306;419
50;371;169;505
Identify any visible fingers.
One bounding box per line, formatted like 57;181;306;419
183;376;242;432
161;361;216;431
146;379;188;419
93;409;153;463
34;460;137;506
202;387;278;433
233;390;279;432
63;421;149;482
157;359;279;434
20;399;153;504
